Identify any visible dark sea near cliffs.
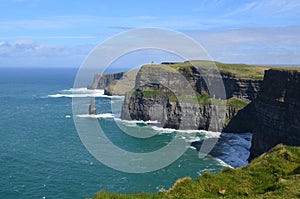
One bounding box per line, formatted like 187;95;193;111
0;68;251;199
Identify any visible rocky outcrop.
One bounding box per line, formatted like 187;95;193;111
88;97;96;115
121;64;260;131
88;72;124;89
249;69;300;160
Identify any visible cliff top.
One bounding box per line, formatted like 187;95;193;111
141;60;299;80
93;61;299;81
91;144;300;198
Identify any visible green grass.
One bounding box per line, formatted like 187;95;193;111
90;144;300;199
142;90;163;96
167;93;210;104
141;89;247;110
227;97;249;109
167;60;270;80
105;69;138;95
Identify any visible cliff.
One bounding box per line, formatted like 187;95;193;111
121;62;262;131
88;70;138;96
88;72;124;89
249;69;300;159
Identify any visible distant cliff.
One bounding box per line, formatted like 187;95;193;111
249;69;300;159
88;72;124;89
88;70;138;96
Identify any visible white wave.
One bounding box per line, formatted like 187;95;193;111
48;93;105;98
188;145;197;150
150;126;221;139
47;87;124;99
150;126;177;134
185;137;201;142
201;130;221;139
215;158;234;168
65;115;71;118
115;118;159;124
76;113;115;118
63;88;103;93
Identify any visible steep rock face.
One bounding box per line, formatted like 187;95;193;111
88;72;124;89
121;64;259;131
223;102;256;133
168;66;262;101
250;69;300;160
221;73;261;102
121;91;228;131
104;70;138;96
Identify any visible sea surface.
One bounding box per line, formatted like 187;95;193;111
0;68;251;199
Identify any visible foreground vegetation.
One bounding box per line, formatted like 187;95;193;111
91;144;300;199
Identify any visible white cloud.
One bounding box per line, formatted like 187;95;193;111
1;25;300;68
185;26;300;65
223;2;257;17
0;40;93;67
222;0;300;17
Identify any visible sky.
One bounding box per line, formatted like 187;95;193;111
0;0;300;68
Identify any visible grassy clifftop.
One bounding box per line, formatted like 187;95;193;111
168;60;269;80
91;144;300;199
164;60;299;80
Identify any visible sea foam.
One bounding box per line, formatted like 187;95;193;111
76;113;115;119
47;88;124;99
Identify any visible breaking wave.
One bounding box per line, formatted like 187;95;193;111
47;88;124;99
76;113;115;118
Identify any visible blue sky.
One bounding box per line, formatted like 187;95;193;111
0;0;300;67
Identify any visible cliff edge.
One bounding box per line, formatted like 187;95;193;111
250;69;300;159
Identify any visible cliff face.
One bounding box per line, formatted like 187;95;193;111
249;69;300;159
221;73;261;102
121;64;261;131
167;66;261;102
88;72;124;89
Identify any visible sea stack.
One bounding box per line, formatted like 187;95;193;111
88;97;97;115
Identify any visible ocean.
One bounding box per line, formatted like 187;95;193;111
0;68;251;199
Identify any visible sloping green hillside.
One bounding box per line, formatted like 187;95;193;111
90;144;300;199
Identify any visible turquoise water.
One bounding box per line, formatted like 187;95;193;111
0;68;250;199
